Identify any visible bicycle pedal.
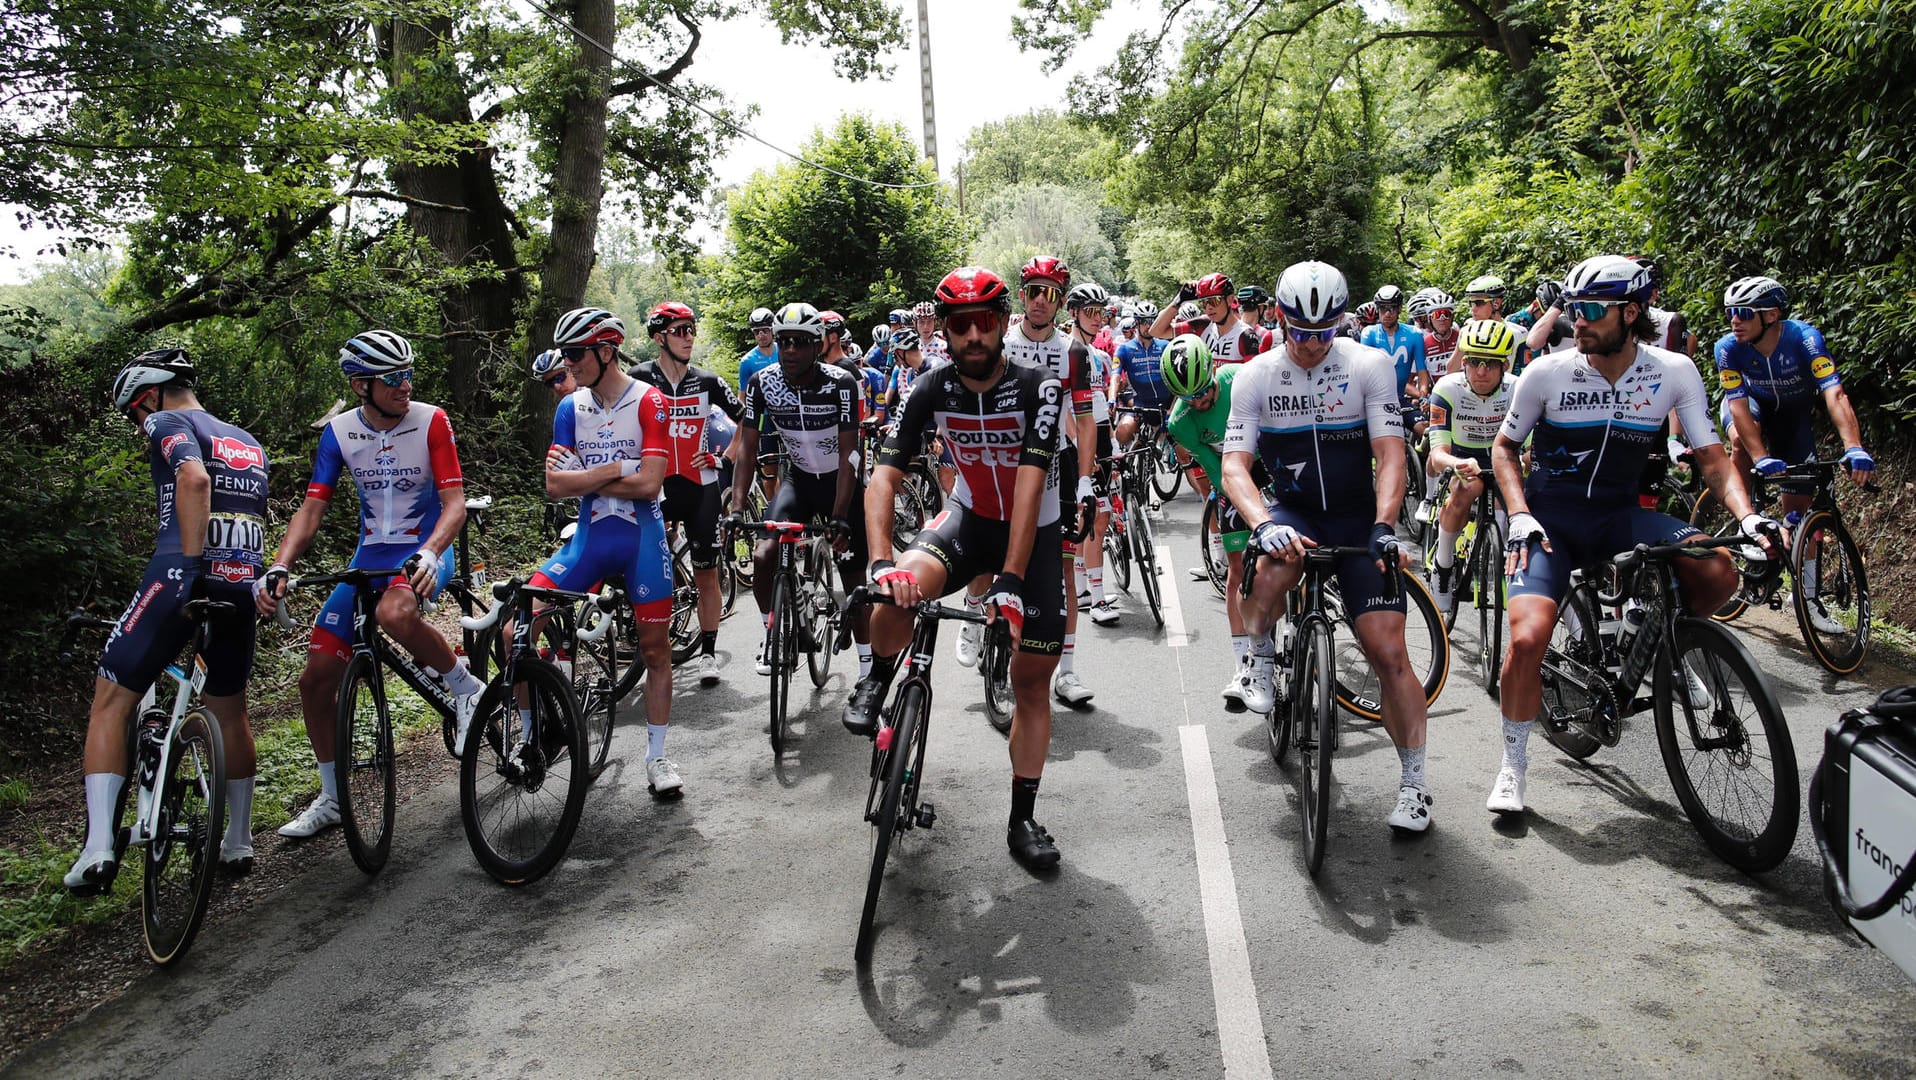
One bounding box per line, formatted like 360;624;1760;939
916;802;936;828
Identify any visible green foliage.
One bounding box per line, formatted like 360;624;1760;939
969;184;1122;291
959;110;1117;202
0;780;28;812
708;114;968;335
0;838;140;965
1415;160;1650;295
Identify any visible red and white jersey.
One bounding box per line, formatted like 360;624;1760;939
309;402;463;546
1002;322;1096;446
628;361;745;485
1205;317;1264;365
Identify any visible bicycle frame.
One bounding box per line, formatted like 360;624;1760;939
126;622;215;847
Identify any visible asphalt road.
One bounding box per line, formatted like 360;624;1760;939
12;492;1916;1079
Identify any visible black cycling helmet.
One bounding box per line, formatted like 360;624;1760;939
112;348;197;411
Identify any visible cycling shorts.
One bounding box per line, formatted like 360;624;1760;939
661;474;722;570
1720;397;1817;495
1095;424;1113;468
1057;442;1081;545
766;467;868;580
1213;498;1252;554
906;505;1066;655
309;542;458;661
757;427;783;465
531;507;674;624
1262;507;1405;616
99;554;258;698
1507;504;1700;604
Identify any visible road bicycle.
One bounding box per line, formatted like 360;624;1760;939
733;517;845;757
1251;547;1403;875
1418;467;1507;697
1536;533;1797;873
537;583;627;779
60;604;229;965
979;618;1016;734
838;586;988;964
1100;444;1166;627
1692;458;1876;674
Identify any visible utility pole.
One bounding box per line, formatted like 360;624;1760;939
916;0;938;172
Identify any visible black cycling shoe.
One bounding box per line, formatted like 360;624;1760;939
843;678;886;737
1007;818;1061;872
220;854;255;878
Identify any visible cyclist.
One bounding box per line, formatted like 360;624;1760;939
531;307;682;799
1237;284;1275;330
1421;289;1460;374
1151;273;1263;363
852;266;1071;871
630;302;745;687
1424;318;1519;620
1634;257;1693;356
531;348;576;398
731;302;873;680
738;306;783;503
868;324;893;372
1492;255;1781;817
1363;284;1435;517
1715;274;1874;633
1066;281;1120;626
1161;335;1258;705
912;301;949;366
257;331;484;840
1518;280;1577;357
1222;260;1436;834
998;255;1101;705
1112;301;1172;452
68;349;268;891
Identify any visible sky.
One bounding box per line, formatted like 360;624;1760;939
0;0;1162;284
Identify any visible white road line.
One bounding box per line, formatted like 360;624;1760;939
1157;542;1189;647
1178;724;1274;1080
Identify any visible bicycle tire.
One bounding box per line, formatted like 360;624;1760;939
1332;569;1449;721
1539;585;1607;761
1200;497;1228;600
335;652;395;874
1132;499;1164;627
1792;510;1870;675
1105;510;1132;593
566;609;617;779
1475;515;1505;699
459;659;589;885
982;623;1014;734
805;539;836;689
1267;626;1294;765
857;684;923;964
143;707;225;966
1151;433;1182;501
769;574;794;756
1691;492;1754;623
1297;620;1336;876
1653;617;1799;873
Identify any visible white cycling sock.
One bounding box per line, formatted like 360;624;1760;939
1435;527;1461;570
1088;566;1105;604
962;587;987;612
1251;630;1276;660
516;708;533;740
1232;634;1250;665
441;657;485;697
1060;634;1076;674
1501;716;1531;771
646;723;668;762
225;777;254;850
317;760;338;802
83;772;124;854
1801;557;1819;598
1397;744;1427;791
1075;564;1089;597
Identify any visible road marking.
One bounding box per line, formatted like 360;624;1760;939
1178;723;1274;1079
1158;542;1188;647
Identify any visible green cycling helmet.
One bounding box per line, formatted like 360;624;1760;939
1162;333;1215;398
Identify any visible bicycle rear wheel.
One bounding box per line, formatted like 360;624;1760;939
143;708;225;966
1104;511;1132;592
568;610;617;779
1475;517;1505;699
1296;621;1335;876
805;538;836;688
1333;569;1449;720
459;660;589;885
982;623;1014;734
1792;511;1869;674
769;575;794;756
335;653;395;873
1653;618;1798;873
1200;496;1228;599
1691;493;1756;622
857;684;923;964
1539;587;1608;761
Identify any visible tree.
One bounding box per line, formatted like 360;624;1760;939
707;114;968;336
959;110;1116;201
968;183;1121;291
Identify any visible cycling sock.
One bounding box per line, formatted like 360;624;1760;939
1232;635;1250;665
699;630;718;656
1074;564;1089;598
865;652;899;691
646;723;667;762
962;587;987;612
1801;557;1819;598
1397;744;1427;791
83;772;123;854
1435;527;1460;569
1088;566;1105;604
1010;775;1041;825
317;760;339;802
1251;630;1276;660
1501;717;1531;770
441;657;485;698
225;778;254;850
516;708;534;741
857;643;873;680
1060;634;1076;674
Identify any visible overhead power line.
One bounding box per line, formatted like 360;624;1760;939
521;0;943;190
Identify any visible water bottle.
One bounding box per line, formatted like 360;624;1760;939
1616;600;1646;650
1621;600;1663;688
1784;509;1805;529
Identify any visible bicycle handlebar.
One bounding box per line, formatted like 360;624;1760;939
1748;458;1881;494
840;585;990;624
1238;543;1404;604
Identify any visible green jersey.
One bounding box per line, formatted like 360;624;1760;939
1165;363;1240;489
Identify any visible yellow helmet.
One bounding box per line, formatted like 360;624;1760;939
1457;318;1520;364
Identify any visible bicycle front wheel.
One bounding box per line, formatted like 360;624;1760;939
982;623;1014;735
769;575;794;756
1104;512;1131;592
805;539;836;689
857;684;923;965
143;707;225;966
1151;434;1182;501
459;660;589;885
1296;621;1336;876
569;610;617;779
1653;618;1799;873
1792;511;1869;675
1200;497;1228;599
1475;516;1506;699
1333;569;1449;721
335;652;395;874
1131;499;1164;627
1539;586;1609;761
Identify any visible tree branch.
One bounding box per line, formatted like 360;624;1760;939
343;188;469;213
608;13;701;99
1305;29;1480;146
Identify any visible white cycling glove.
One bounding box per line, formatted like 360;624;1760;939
1505;512;1548;554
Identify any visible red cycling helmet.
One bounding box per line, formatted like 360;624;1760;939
1194;272;1234;300
934;266;1012;315
1019;255;1070;288
645;301;696;336
818;310;846;335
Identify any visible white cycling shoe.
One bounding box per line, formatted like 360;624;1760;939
1052;670;1094;707
1388;786;1434;833
1486;766;1526;815
1804;597;1846;636
277;794;341;838
646;757;684;799
1238;659;1276;714
955;621;983;668
64;849;118;893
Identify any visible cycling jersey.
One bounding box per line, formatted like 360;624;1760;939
860;365;888;421
1115;336;1171;409
879;360;1062;526
552;381;671;526
1222;339;1402;518
742;362;858;477
1500;344;1720;512
1426;370;1515;466
885;360;930;421
1714;319;1840;412
1361;324;1428;396
1648;307;1685;353
1165;363;1243;490
310;403;463;548
1424;327;1459;375
1205;318;1264;365
628;360;745;485
737;345;779;399
1083;343;1113;425
1003;322;1097;443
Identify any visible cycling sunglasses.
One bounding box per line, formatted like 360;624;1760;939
945;308;1005;337
542;373;570;389
374;369;413;387
1429;307;1455;320
774;334;819;351
1286;323;1340;343
560;344;598;362
1724;305;1773;322
1179;384;1218;403
661;324;696;339
1565;300;1623;322
1462;355;1507;369
1021;284;1061;302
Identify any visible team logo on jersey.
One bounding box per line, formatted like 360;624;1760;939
1812;355;1836;379
375;446;399;467
1428;404;1448;427
159;432;190;459
1719;368;1744;390
210;436;264;472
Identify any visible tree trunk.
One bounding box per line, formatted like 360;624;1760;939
530;0;615;351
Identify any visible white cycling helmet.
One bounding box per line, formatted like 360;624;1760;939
773;301;825;339
1723;275;1788;310
552;307;626;348
1561;255;1654;304
338;330;414;376
1274;261;1350;327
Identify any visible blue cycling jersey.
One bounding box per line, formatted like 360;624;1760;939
1361;323;1428;395
1115;336;1171;409
737;346;778;402
144;408;270;586
1714;319;1841;412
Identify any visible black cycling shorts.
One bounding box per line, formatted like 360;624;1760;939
98;555;258;698
766;467;868;585
1056;442;1081;542
907;504;1066;655
661;474;722;570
